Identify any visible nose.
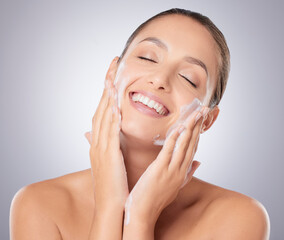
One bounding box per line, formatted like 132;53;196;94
147;70;171;92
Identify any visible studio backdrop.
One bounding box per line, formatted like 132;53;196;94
1;0;283;239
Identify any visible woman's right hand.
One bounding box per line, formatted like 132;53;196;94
85;79;129;212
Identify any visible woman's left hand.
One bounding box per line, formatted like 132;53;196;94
124;107;209;226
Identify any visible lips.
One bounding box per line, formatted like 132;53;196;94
129;91;170;118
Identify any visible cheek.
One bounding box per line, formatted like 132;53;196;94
113;62;132;109
200;76;215;107
113;61;148;109
113;62;167;143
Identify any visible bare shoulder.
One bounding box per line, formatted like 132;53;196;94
10;169;93;240
194;178;270;240
11;168;92;214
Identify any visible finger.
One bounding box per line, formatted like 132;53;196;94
168;110;202;172
179;114;203;172
98;86;117;150
180;160;201;189
156;125;185;167
181;130;200;176
181;107;209;172
188;134;200;165
91;80;111;146
109;103;121;149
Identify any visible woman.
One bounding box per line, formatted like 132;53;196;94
10;8;270;239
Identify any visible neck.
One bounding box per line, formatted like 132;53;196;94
119;131;201;211
119;131;162;192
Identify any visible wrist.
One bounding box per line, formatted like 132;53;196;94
123;216;155;240
124;205;160;227
95;203;124;220
124;208;158;230
96;199;125;212
89;203;124;240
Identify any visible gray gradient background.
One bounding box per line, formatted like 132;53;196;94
1;0;283;239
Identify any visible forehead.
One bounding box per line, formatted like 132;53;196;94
128;14;219;89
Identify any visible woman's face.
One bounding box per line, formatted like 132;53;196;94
113;15;219;146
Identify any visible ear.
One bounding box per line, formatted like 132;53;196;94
201;105;220;134
105;56;120;85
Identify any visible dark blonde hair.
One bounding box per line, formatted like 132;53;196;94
118;8;230;108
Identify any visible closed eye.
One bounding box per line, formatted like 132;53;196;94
137;57;197;88
138;56;157;63
179;74;197;88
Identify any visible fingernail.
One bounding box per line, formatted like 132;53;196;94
194;112;202;124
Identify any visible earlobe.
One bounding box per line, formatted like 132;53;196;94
105;56;120;84
201;105;220;134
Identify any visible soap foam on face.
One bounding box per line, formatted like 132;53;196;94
113;61;127;110
153;98;203;146
112;60;204;147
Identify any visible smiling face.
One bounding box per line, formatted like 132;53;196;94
108;14;220;147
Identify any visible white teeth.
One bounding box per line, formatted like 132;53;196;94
142;97;150;105
158;108;164;115
131;92;167;115
132;94;139;101
148;100;155;108
156;105;163;112
153;103;159;109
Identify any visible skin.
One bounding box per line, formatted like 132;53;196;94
10;15;270;240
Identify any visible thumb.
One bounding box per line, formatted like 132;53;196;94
189;160;201;176
84;131;92;145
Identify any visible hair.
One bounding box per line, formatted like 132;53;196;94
117;8;230;108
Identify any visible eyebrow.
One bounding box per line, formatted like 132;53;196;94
138;37;208;76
